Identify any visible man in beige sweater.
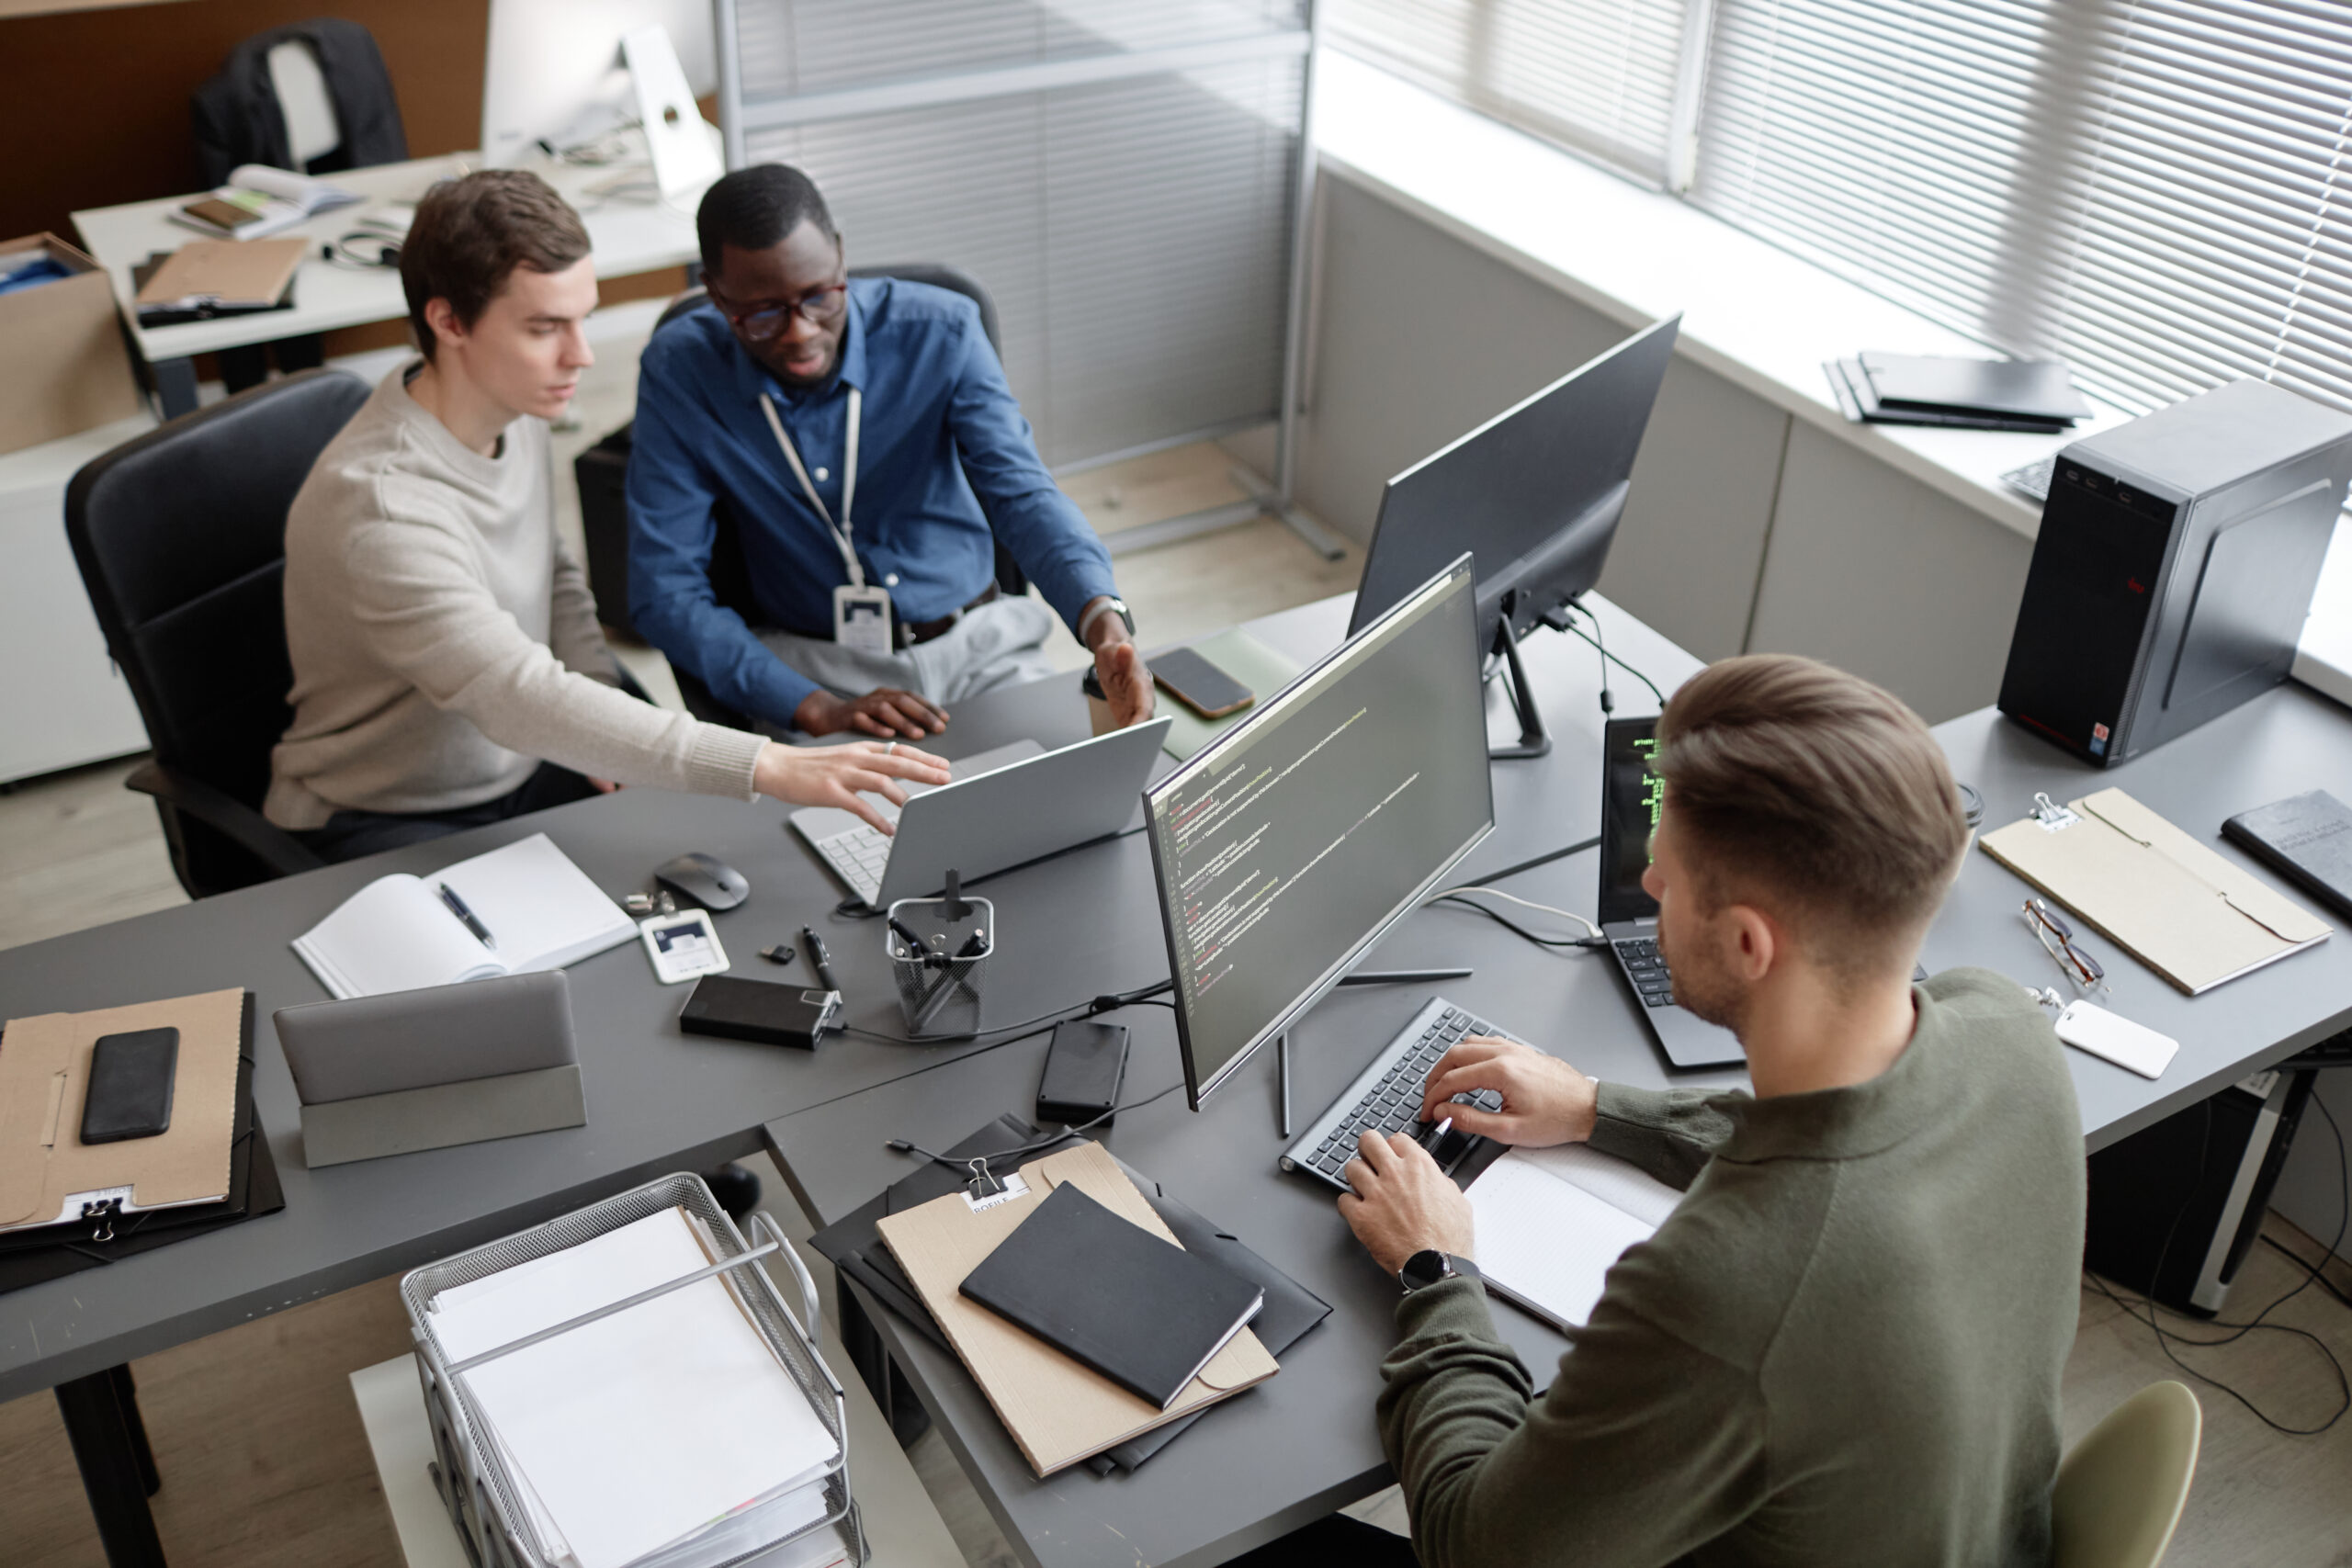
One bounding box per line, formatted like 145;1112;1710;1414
267;171;946;861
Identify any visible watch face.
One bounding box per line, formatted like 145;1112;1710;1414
1400;1249;1451;1291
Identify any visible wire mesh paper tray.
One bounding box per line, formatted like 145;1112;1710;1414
401;1172;866;1568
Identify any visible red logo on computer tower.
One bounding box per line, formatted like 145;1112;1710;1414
2092;723;2110;740
2126;577;2146;594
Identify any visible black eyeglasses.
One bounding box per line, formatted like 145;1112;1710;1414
722;282;849;342
2022;897;2108;992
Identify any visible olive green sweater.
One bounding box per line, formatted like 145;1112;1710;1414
1376;968;2085;1568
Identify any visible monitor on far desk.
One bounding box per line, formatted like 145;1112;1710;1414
1349;313;1681;760
1143;556;1493;1111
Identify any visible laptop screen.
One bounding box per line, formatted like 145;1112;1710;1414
1597;717;1665;926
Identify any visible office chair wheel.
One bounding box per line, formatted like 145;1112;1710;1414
707;1162;762;1222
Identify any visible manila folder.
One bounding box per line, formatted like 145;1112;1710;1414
876;1141;1276;1477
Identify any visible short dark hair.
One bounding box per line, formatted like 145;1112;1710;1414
400;171;590;361
1654;654;1967;977
696;164;837;276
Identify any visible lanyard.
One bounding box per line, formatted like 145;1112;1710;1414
759;386;865;589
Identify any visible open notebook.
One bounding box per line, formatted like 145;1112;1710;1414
1466;1142;1684;1332
292;834;636;999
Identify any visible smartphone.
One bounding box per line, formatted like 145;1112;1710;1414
1153;646;1254;719
82;1027;179;1145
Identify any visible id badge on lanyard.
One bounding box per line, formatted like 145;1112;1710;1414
761;387;893;652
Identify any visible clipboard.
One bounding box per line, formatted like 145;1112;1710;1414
875;1140;1278;1477
1980;787;2331;994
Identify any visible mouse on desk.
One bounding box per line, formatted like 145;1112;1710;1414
654;852;750;912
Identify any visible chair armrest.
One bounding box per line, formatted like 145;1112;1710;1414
125;761;325;879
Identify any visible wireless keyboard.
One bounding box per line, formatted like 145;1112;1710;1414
810;824;890;907
1279;996;1521;1190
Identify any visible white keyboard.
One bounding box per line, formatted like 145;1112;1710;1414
812;824;892;906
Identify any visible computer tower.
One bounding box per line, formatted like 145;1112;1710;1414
1997;379;2352;766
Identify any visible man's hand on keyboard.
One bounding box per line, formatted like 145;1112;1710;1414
1419;1037;1600;1148
1337;1129;1475;1277
752;739;953;833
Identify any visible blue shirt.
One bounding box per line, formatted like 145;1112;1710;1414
626;279;1117;727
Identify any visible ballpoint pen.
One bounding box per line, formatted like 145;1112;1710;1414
436;883;496;950
801;925;842;991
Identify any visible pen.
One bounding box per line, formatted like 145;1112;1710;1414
801;925;842;991
437;883;495;951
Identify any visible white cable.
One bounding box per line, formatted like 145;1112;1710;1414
1430;885;1602;938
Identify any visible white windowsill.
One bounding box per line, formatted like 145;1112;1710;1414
1311;51;2352;705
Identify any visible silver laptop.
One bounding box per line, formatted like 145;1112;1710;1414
790;717;1173;908
1599;717;1744;1069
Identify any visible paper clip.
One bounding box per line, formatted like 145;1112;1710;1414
2030;792;2080;832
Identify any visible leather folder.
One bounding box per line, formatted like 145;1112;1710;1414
1981;787;2331;994
876;1141;1279;1477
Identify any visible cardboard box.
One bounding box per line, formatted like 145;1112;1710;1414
0;233;145;457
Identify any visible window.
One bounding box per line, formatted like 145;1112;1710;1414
1693;0;2352;418
1326;0;1700;184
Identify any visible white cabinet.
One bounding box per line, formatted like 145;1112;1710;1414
0;415;153;784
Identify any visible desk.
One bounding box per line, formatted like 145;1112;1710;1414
763;606;2352;1568
0;588;1677;1567
70;136;702;420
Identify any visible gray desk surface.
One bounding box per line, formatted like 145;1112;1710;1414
763;606;2352;1568
0;590;1685;1410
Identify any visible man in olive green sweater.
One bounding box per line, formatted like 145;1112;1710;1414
1278;655;2085;1567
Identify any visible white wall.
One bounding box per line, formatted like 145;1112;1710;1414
1291;170;2035;722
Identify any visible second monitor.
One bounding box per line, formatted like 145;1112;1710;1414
1145;557;1492;1110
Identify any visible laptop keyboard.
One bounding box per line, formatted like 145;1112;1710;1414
1614;936;1678;1008
1283;998;1517;1190
813;825;890;906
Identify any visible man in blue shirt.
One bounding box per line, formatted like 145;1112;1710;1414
628;164;1155;739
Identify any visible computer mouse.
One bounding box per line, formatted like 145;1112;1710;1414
653;852;750;912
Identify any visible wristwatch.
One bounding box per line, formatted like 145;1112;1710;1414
1398;1249;1476;1294
1078;595;1135;642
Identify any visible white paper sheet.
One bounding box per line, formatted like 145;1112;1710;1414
1466;1144;1684;1332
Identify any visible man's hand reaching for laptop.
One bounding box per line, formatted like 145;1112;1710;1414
1419;1037;1600;1147
752;739;950;835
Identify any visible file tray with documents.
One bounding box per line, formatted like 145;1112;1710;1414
402;1173;865;1568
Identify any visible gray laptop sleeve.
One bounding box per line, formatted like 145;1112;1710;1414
275;970;578;1104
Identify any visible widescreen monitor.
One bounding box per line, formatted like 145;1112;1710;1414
1348;313;1681;656
1145;556;1492;1109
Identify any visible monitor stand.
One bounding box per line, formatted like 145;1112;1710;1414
1488;626;1551;761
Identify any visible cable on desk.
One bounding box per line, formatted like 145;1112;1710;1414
1544;604;1668;711
1425;887;1608;952
1475;834;1601;888
2084;1093;2349;1436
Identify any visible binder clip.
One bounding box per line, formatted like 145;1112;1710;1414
2030;792;2080;832
965;1156;1006;1199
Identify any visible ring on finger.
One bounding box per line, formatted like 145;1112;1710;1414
884;740;898;756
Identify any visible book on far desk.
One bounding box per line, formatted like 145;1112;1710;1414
1465;1142;1683;1332
292;833;636;999
876;1141;1278;1476
2223;789;2352;920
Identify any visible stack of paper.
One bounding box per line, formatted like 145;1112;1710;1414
427;1207;842;1568
1465;1143;1683;1331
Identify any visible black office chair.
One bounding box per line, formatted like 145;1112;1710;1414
64;370;370;899
575;265;1029;729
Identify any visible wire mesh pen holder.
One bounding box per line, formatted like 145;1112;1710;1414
401;1171;865;1568
887;886;993;1038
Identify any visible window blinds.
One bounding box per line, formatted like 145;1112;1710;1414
1693;0;2352;418
724;1;1306;468
1326;0;1693;183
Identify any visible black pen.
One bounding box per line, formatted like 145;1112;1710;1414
801;925;842;991
437;883;496;951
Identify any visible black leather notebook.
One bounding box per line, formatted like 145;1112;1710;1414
2224;789;2352;919
959;1181;1264;1410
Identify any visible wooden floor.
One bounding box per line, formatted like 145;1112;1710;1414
6;356;2351;1562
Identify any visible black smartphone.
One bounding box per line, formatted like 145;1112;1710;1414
81;1027;179;1145
1152;646;1254;719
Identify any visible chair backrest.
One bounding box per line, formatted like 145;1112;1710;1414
65;369;371;893
2051;1381;2201;1568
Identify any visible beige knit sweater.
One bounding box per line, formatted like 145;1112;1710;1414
265;366;767;829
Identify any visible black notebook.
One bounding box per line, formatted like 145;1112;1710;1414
959;1181;1264;1410
2224;789;2352;919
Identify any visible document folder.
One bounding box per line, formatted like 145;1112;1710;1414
1981;787;2331;994
876;1140;1277;1477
